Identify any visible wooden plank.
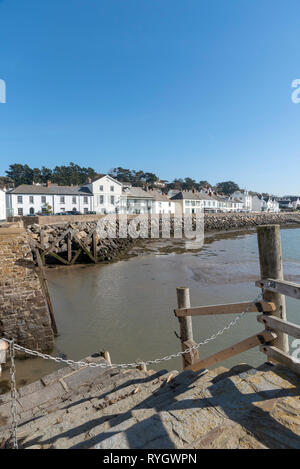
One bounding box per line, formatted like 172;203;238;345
260;345;300;376
71;248;82;265
174;301;276;318
92;231;97;263
34;248;58;336
186;330;277;372
67;232;72;264
257;314;300;339
48;251;69;265
256;278;300;300
73;233;95;263
41;227;73;257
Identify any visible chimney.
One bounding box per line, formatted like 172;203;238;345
47;180;51;187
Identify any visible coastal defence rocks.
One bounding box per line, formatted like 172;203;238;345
0;223;55;353
25;212;300;264
203;211;300;232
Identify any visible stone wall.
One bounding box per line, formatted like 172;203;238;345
0;223;55;352
204;211;300;232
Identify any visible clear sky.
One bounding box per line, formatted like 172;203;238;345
0;0;300;195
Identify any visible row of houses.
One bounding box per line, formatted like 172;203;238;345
0;176;283;220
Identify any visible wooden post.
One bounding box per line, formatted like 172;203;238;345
176;287;199;369
92;231;97;263
67;232;72;264
257;225;289;354
34;248;58;336
40;228;46;265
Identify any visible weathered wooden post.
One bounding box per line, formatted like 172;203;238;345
176;287;199;369
34;248;58;336
257;225;289;354
67;232;72;264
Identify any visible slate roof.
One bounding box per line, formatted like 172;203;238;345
122;187;155;199
170;191;214;201
9;184;93;196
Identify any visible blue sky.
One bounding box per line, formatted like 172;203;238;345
0;0;300;195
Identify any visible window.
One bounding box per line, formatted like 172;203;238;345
72;196;76;204
29;196;34;204
111;196;115;205
110;185;114;192
18;208;23;216
84;208;88;214
99;195;104;205
83;196;88;204
17;196;23;204
41;196;46;204
29;207;34;215
60;196;65;204
99;185;103;191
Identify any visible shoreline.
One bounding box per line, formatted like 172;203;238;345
44;218;300;270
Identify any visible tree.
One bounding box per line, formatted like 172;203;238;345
198;180;211;189
215;181;240;195
183;177;197;191
6;164;34;186
0;176;14;189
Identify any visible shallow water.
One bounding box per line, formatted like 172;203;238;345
3;227;300;387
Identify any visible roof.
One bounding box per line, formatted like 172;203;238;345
149;190;172;202
9;184;93;196
122;186;155;199
170;191;214;201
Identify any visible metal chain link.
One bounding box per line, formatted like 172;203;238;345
4;293;263;371
9;340;18;450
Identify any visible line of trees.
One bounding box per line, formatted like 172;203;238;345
1;163;241;196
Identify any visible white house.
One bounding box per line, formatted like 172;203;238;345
228;197;244;212
231;190;253;212
170;191;215;215
262;198;280;213
6;183;93;216
0;188;6;220
251;195;263;212
83;175;125;214
122;186;154;214
150;190;175;215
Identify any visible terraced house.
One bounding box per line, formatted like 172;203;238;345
6;182;93;216
83;175;125;214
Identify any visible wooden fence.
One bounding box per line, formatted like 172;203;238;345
174;225;300;375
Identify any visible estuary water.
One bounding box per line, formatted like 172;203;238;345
3;227;300;388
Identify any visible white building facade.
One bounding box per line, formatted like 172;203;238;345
123;186;154;214
0;189;6;220
231;190;253;212
84;175;125;214
6;184;93;216
150;190;175;215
